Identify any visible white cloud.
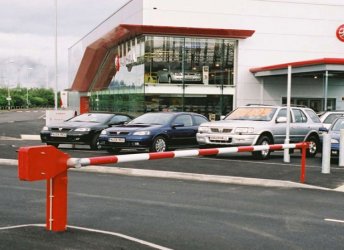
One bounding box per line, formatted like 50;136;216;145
0;0;129;90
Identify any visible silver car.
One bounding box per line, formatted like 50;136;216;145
197;105;324;159
156;68;202;83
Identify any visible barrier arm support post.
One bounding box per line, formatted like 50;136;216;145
300;142;308;183
18;145;70;232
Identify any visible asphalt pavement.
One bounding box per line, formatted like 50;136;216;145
1;109;344;249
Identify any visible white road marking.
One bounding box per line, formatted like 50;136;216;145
334;184;344;192
0;224;173;250
324;218;344;224
0;224;44;230
68;225;173;250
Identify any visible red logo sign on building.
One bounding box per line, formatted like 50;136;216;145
336;24;344;42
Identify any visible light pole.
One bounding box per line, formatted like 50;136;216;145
54;0;58;110
6;60;15;110
26;67;33;109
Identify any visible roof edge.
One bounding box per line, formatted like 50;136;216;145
250;58;344;73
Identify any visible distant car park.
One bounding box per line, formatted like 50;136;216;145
319;111;344;129
40;112;134;149
99;112;209;153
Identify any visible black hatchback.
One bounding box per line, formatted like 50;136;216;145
40;112;134;149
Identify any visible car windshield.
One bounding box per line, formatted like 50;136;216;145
331;118;344;131
68;113;113;123
225;107;277;121
129;113;175;125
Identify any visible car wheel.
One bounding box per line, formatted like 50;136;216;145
252;135;272;160
305;135;319;157
47;142;59;148
150;136;167;152
106;148;121;154
90;133;101;150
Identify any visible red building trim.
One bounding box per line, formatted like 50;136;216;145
250;58;344;73
71;24;255;92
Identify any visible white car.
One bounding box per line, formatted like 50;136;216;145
197;105;324;159
319;111;344;129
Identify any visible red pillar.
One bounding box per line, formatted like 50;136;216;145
46;171;68;231
300;143;307;183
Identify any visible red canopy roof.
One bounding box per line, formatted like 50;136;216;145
250;58;344;73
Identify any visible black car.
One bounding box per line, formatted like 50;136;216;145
98;112;209;153
40;112;134;149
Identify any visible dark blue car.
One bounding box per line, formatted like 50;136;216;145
328;117;344;157
99;112;209;153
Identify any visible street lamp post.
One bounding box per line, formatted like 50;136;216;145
6;60;15;110
6;85;11;110
27;67;33;109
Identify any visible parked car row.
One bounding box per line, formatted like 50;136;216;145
41;111;209;153
40;105;344;159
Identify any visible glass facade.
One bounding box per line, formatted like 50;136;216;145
144;36;234;86
89;35;236;119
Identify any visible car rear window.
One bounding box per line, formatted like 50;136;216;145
305;109;321;123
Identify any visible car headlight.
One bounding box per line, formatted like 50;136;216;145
234;127;255;134
331;138;339;143
101;130;107;135
42;126;49;131
198;126;210;133
74;128;91;132
133;131;151;136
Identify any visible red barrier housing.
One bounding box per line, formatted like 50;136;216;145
18;145;70;231
18;145;69;181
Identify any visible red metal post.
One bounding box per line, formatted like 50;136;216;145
18;145;69;232
300;142;307;183
46;171;68;231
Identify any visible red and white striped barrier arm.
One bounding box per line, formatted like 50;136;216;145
67;142;308;168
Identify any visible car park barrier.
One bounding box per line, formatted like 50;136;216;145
18;142;308;232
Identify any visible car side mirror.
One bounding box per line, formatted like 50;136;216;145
276;117;287;123
319;127;328;133
172;123;184;128
220;115;226;120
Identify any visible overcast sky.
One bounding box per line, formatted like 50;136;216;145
0;0;128;90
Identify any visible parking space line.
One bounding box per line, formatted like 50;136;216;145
324;218;344;224
68;225;173;250
0;224;172;249
0;224;45;230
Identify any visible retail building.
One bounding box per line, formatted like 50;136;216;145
68;0;344;117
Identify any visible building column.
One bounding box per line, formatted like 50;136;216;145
324;71;328;111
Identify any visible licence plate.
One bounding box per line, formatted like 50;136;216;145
51;132;67;137
210;136;228;141
331;150;338;155
109;138;125;143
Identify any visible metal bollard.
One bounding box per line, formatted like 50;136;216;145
339;129;344;167
322;133;331;174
